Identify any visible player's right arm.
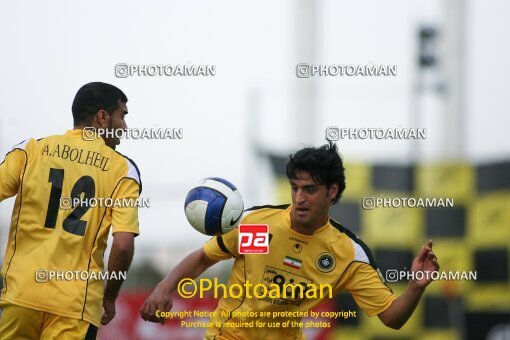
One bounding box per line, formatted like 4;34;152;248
0;148;27;202
140;248;218;323
377;240;439;329
140;228;239;323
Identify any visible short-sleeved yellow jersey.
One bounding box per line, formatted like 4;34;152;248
203;205;396;340
0;129;141;326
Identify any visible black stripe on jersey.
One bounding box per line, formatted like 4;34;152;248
330;218;393;292
216;236;232;256
81;202;110;319
244;204;290;212
114;151;142;194
84;324;98;340
3;149;28;294
329;218;378;270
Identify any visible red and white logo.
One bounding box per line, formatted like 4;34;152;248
238;224;269;254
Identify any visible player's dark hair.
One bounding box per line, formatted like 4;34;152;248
72;82;127;125
286;141;346;204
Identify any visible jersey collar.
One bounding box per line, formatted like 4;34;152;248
65;129;106;145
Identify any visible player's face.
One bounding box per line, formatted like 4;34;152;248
290;171;338;233
103;101;128;149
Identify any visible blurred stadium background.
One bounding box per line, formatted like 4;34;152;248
0;0;509;339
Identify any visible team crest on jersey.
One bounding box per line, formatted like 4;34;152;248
316;253;336;273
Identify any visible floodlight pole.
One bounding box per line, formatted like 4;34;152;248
292;0;317;146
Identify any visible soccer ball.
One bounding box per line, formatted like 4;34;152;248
184;177;244;235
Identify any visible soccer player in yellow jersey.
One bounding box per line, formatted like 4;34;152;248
141;142;439;339
0;82;140;339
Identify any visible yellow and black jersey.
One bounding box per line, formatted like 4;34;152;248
0;129;141;327
203;205;396;340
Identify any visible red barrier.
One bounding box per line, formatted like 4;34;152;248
98;291;335;340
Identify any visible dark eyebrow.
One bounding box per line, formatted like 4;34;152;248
121;110;128;115
289;181;317;189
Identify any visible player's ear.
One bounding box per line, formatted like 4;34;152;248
328;183;339;201
96;109;110;128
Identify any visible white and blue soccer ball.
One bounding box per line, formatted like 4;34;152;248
184;177;244;235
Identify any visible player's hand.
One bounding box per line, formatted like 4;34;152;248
410;239;440;289
101;296;116;325
140;284;173;324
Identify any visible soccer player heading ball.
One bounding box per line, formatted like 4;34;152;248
0;82;141;339
141;141;440;339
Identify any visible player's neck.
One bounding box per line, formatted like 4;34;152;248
291;216;329;235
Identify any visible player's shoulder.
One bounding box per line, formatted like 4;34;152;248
5;139;30;159
243;204;290;223
13;133;73;151
8;136;47;154
112;150;142;191
10;138;31;151
0;139;31;166
329;218;377;268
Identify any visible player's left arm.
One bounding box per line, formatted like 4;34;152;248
102;178;141;325
378;240;439;329
102;232;135;325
